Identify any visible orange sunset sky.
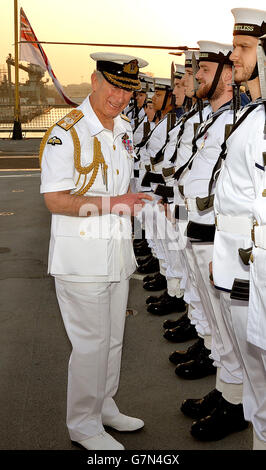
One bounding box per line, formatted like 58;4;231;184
1;0;266;85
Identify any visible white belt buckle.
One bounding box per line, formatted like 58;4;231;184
251;220;258;246
185;198;196;212
252;222;266;250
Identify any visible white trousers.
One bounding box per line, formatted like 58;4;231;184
55;275;129;441
182;238;211;337
191;242;243;388
221;292;266;443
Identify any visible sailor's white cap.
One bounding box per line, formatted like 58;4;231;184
90;52;148;91
139;73;154;92
184;50;199;68
153;77;172;91
232;8;266;37
174;64;185;79
197;41;233;64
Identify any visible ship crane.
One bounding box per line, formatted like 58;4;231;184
6;54;48;104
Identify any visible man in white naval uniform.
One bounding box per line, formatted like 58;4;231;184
40;53;152;451
142;66;186;295
249;141;266;449
136;77;174;194
135;78;179;277
130;77;155;195
172;64;186;119
159;51;211;341
175;41;252;441
133;99;156;147
144;53;203;305
210;8;266;448
174;41;234;375
124;74;150;129
164;43;240;393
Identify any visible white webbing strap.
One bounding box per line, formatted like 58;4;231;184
184;197;198;212
215;214;253;236
252;224;266;249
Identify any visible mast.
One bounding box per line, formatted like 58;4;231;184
12;0;22;139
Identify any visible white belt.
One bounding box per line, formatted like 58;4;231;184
252;223;266;249
184;198;198;212
215;214;253;236
139;162;150;170
152;161;164;173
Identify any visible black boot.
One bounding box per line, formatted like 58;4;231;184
181;388;222;420
146;290;169;305
163;312;189;330
175;346;216;379
169;337;204;365
163;322;198;342
143;275;167;291
134;243;151;257
133;236;147;248
147;296;187;316
136;253;153;265
190;397;249;441
137;257;160;274
143;272;163;283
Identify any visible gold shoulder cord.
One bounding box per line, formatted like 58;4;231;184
39;123;57;169
39;124;107;195
72;130;108;196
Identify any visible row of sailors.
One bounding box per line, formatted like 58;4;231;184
129;7;266;450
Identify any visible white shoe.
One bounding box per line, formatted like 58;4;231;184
74;431;125;450
103;413;144;432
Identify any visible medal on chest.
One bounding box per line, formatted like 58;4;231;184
122;133;134;156
200;132;208;150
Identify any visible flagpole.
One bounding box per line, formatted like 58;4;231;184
19;40;199;51
12;0;22;139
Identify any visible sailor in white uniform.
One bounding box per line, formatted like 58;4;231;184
160;50;211;341
124;74;151;129
211;8;266;449
176;41;254;442
40;52;152;450
144;60;198;314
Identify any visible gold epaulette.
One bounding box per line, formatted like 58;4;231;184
120;113;131;122
57;109;84;130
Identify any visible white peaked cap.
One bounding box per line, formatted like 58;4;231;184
175;64;185;74
90;52;148;91
198;41;232;56
231;8;266;37
197;41;232;63
153;77;172;90
184;50;199;67
139;73;154;92
90;52;148;68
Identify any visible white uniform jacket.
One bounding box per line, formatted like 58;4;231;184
248;125;266;350
184;104;233;225
174;105;212;187
213;102;265;291
40;95;136;282
138;115;168;169
133;115;156;147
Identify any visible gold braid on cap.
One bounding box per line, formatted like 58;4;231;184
102;71;141;91
73;133;108;196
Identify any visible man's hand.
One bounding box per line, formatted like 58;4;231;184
111;192;153;216
44;190;153;218
209;261;214;285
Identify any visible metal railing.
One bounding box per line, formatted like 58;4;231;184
0;104;73;137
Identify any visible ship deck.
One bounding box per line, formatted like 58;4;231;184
0;138;252;454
